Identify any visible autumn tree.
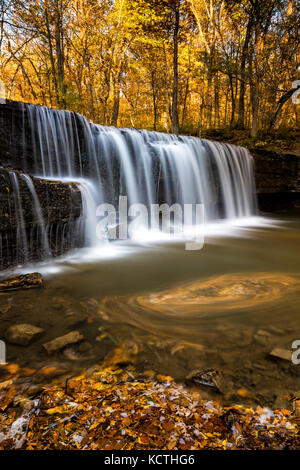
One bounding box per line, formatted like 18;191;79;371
0;0;298;135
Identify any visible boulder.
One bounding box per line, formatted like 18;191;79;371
269;348;292;362
43;331;84;354
185;368;225;392
7;323;44;346
0;273;43;292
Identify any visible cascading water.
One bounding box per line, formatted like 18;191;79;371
9;171;29;263
7;102;258;265
20;173;51;259
0;163;83;269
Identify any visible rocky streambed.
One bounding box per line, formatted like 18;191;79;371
0;272;299;411
0;216;299;450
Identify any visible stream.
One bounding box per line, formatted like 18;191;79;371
1;212;299;408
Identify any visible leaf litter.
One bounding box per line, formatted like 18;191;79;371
0;361;299;450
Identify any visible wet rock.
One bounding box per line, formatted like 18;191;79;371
186;368;224;392
7;324;44;346
0;273;43;292
43;331;84;354
269;348;292;362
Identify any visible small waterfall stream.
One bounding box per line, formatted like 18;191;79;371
2;102;258;267
20;174;51;258
9;171;29;263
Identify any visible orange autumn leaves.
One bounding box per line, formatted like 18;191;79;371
0;364;299;450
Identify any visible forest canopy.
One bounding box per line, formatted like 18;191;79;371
0;0;299;135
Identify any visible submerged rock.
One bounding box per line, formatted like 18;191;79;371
269;348;292;362
0;273;43;292
186;368;224;392
7;323;44;346
43;331;84;354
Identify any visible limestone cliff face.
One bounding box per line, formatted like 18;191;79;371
251;149;300;211
0;166;83;269
252;149;300;194
0;168;82;231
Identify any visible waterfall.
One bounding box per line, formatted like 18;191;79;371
20;174;51;258
10;102;257;262
0;166;83;269
9;171;29;264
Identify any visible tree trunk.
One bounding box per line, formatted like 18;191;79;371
181;77;189;130
111;71;122;127
269;84;300;129
236;17;253;129
151;71;157;130
248;39;258;137
198;98;204;137
163;44;171;132
250;79;259;137
45;8;60;107
54;0;65;108
207;50;213;128
229;74;235;128
111;90;120;126
214;77;220;128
